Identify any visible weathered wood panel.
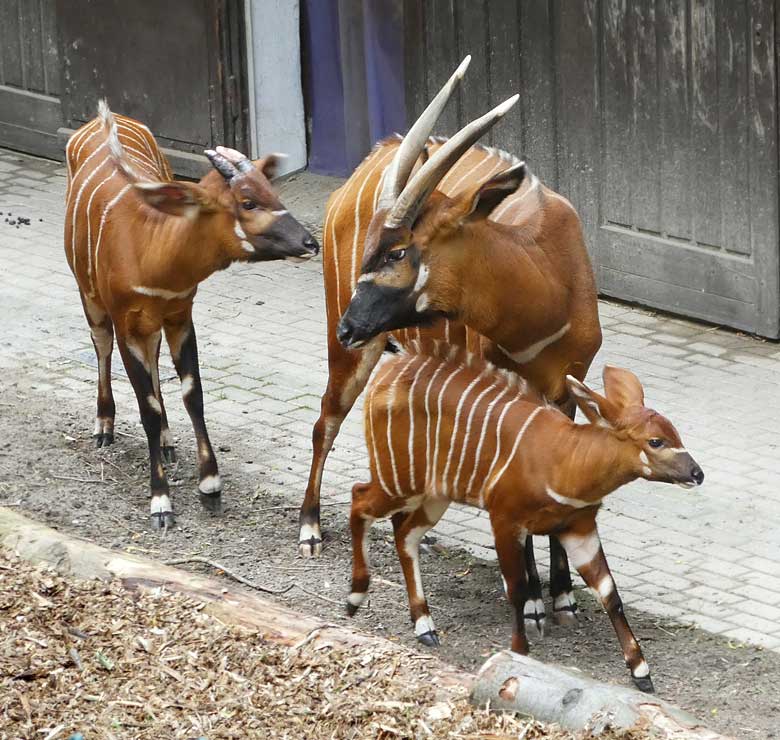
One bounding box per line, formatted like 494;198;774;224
405;0;780;337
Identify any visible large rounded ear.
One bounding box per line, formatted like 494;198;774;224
602;365;644;410
460;161;527;222
134;181;217;217
565;375;619;428
255;153;287;181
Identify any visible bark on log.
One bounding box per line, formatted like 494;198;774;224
471;650;732;739
0;507;731;738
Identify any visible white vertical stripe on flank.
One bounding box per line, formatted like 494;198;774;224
93;183;132;282
350;147;396;293
85;170;118;295
464;386;511;497
116;123;156;157
444;320;450;344
422;360;450;495
441;369;487;496
69;148;109;267
430;365;465;495
451;378;499;496
406;356;433;493
328;180;353;316
484;406;544;500
478;397;523;506
368;360;399;497
74;120;102;161
492;173;539;223
385;354;417;496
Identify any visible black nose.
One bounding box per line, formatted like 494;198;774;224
691;466;704;485
303;235;319;255
336;320;352;346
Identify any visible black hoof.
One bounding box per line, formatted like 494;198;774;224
162;445;177;463
417;630;440;648
346;601;359;617
150;511;175;530
93;433;114;448
633;675;655;693
199;491;223;514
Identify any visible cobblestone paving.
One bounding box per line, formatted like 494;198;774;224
1;148;778;652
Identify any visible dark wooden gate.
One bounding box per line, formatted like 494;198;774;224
405;0;780;337
0;0;247;177
0;0;63;159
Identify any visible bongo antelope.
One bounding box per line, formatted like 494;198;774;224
301;57;601;634
349;347;703;692
65;101;318;529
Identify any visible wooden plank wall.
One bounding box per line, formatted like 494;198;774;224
403;0;780;337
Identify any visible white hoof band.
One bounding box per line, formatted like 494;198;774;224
414;615;436;637
347;592;367;608
150;494;173;515
299;523;321;542
523;598;545;619
633;660;650;678
198;474;222;495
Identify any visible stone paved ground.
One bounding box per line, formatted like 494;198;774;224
1;148;778;653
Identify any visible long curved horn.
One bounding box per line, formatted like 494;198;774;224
377;55;471;210
385;93;520;229
205;149;239;181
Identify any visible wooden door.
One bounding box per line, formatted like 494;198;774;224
404;0;780;337
56;0;247;177
0;0;63;159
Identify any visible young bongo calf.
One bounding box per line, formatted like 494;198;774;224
348;346;703;692
65;102;318;529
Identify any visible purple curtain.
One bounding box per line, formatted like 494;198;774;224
302;0;405;176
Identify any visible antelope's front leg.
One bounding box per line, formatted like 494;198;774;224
117;332;173;529
392;499;449;647
559;520;653;692
491;517;530;654
165;317;222;514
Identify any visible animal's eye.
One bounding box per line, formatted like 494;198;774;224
241;200;257;211
648;438;664;449
386;248;406;263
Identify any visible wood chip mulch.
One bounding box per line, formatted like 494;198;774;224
0;549;649;739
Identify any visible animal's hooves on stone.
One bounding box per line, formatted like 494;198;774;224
298;538;322;558
553;607;578;627
417;630;440;648
524;616;547;639
199;491;223;515
93;433;114;448
150;511;175;530
633;675;655;693
162;445;177;463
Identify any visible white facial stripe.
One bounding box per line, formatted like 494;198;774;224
667;447;688;454
414;615;436;637
271;209;288;216
198;474;222;495
545;485;595;509
413;263;429;293
415;293;430;313
559;529;602;570
642;466;652;476
234;221;247;239
639;451;649;465
358;272;377;283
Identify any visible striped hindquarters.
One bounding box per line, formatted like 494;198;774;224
64;105;170;295
365;346;547;506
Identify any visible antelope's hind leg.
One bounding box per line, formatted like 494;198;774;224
79;292;116;448
150;331;176;464
523;536;547;638
392;499;449;647
300;335;384;557
491;517;531;655
164;315;222;514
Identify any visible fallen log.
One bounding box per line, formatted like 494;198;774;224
0;507;731;738
471;651;731;739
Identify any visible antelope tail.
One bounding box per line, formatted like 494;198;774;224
98;99;142;183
